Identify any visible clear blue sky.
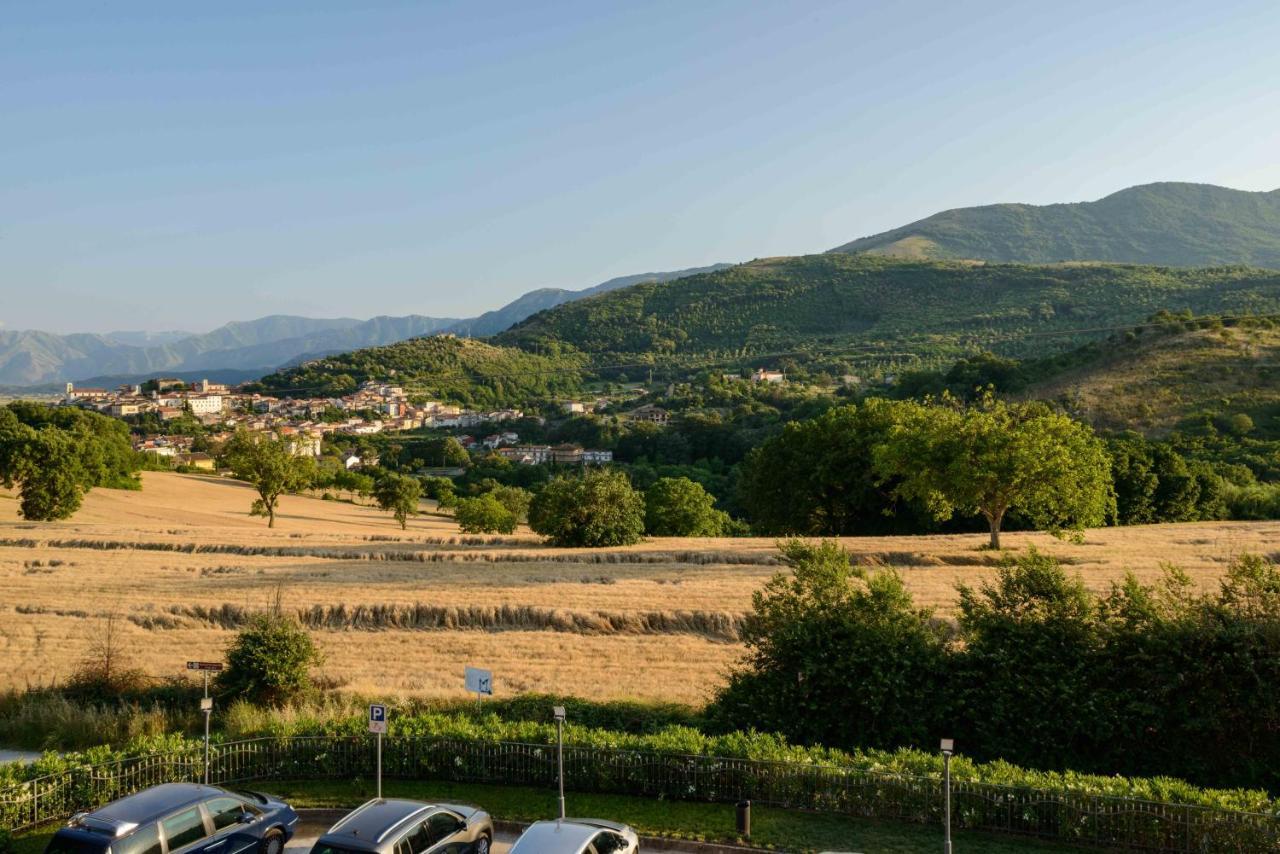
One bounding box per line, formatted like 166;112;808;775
3;0;1279;333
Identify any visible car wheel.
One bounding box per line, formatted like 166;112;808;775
261;830;284;854
472;834;491;854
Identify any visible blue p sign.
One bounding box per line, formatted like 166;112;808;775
369;704;387;733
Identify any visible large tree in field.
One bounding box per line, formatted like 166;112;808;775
372;472;422;530
529;468;645;547
875;394;1113;549
222;430;314;528
737;399;928;535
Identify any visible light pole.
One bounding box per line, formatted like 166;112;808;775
200;674;213;785
940;738;954;854
553;706;566;820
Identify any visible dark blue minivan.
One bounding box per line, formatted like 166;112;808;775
44;783;299;854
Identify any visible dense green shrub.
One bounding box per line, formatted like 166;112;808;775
218;612;323;706
643;477;727;536
528;469;645;547
454;494;517;534
710;541;1280;793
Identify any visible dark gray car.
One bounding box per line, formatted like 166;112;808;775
309;799;493;854
44;783;299;854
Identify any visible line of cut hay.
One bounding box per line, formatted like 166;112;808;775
0;538;778;568
163;602;746;642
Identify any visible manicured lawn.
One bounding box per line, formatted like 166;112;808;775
9;779;1084;854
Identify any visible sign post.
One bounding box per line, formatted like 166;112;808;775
940;738;955;854
187;662;223;785
464;666;493;710
369;704;388;800
553;706;566;820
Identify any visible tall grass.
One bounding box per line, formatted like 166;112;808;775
0;692;197;751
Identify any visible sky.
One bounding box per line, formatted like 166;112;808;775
3;0;1280;334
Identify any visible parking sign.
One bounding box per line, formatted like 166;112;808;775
368;703;387;734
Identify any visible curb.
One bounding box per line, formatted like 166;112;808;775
296;809;766;853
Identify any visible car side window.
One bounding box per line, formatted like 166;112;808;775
114;823;162;854
591;832;628;854
424;813;463;846
161;807;209;852
402;822;432;854
206;798;247;831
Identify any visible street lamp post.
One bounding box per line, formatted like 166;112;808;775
940;738;954;854
553;706;566;820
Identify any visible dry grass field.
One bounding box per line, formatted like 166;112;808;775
2;472;1278;704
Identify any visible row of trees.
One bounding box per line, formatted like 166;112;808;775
0;403;141;520
710;540;1280;791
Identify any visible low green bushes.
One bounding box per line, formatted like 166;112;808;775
2;708;1275;816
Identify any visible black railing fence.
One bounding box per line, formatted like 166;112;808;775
2;736;1277;852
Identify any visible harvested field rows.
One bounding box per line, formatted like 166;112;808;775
2;472;1278;703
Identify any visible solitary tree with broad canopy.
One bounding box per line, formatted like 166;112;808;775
222;429;314;528
373;472;422;530
875;394;1113;549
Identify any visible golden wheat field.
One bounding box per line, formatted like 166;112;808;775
2;472;1278;704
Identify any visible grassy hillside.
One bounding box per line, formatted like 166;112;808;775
496;254;1280;369
830;182;1280;267
1022;315;1280;438
253;335;586;407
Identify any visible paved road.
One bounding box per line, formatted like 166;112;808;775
0;749;41;764
286;817;518;854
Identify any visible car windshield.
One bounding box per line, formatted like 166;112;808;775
44;836;110;854
234;790;270;805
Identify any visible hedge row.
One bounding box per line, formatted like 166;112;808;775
2;709;1275;816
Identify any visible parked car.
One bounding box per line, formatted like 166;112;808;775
310;798;493;854
44;782;299;854
507;819;638;854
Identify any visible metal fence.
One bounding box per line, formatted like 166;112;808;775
3;736;1277;852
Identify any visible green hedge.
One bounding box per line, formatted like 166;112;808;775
2;711;1274;816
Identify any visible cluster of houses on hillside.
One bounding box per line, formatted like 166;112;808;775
65;378;615;468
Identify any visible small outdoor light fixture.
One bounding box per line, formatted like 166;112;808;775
940;738;955;854
553;706;567;819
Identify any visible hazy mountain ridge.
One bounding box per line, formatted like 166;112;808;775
0;265;729;386
439;264;733;338
830;182;1280;267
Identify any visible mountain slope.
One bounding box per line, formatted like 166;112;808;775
440;263;733;338
830;183;1280;267
496;254;1280;365
1021;315;1280;438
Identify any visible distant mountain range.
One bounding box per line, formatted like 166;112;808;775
830;182;1280;267
0;264;730;387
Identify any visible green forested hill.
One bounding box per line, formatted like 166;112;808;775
495;254;1280;365
252;336;586;407
830;183;1280;267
